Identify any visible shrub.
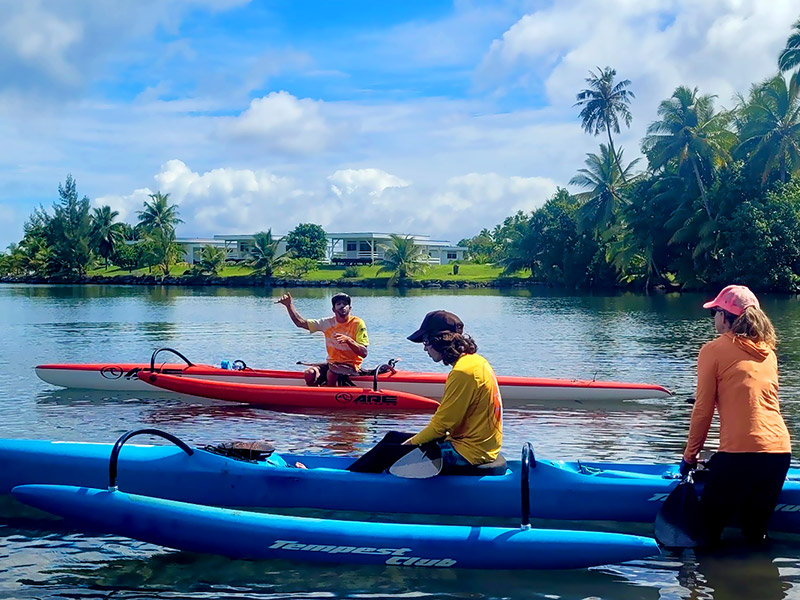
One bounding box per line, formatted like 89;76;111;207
342;265;361;278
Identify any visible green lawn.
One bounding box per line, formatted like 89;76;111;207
87;261;509;282
304;263;504;281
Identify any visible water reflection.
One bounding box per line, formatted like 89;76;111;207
22;542;663;600
673;545;797;600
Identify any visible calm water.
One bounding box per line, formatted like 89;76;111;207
2;284;800;599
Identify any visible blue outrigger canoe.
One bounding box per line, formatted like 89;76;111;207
2;429;800;532
11;484;659;569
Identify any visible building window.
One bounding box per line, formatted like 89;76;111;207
447;252;457;260
346;242;357;252
359;241;371;252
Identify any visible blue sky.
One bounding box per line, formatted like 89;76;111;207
0;0;797;248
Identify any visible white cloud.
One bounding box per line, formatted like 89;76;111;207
0;3;83;85
321;169;558;240
149;160;318;235
328;168;410;200
0;0;250;102
94;188;154;224
416;173;558;237
220;92;344;155
93;161;557;245
478;0;798;117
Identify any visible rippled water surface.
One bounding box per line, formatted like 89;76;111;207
2;284;800;599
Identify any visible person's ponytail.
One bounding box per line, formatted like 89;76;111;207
730;306;777;349
427;332;478;365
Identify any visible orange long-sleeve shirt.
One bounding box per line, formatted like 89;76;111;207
683;332;791;462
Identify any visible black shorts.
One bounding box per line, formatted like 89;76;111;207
307;362;360;386
701;452;791;543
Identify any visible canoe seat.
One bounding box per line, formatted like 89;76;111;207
445;453;507;476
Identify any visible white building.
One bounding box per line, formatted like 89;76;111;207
176;232;465;265
174;238;227;265
211;234;288;262
327;232;465;265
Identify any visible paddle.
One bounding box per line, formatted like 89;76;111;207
388;445;443;479
654;468;706;548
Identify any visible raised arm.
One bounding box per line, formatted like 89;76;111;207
275;293;309;330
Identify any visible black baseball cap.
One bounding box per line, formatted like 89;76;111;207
331;292;351;307
407;310;464;343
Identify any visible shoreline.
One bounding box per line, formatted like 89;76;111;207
0;273;682;292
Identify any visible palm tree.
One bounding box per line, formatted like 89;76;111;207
377;234;428;285
90;205;124;269
499;220;539;276
245;230;284;278
137;192;183;277
736;73;800;185
575;66;635;181
779;17;800;73
569;144;641;234
137;192;183;238
192;245;227;276
642;86;736;219
2;244;27;276
19;236;54;275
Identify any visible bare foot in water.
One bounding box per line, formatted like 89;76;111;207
294;461;307;469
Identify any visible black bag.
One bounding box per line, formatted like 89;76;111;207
654;471;706;548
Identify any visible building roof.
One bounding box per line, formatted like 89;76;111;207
213;234;285;241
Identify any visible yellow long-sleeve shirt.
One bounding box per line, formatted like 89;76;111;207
408;353;503;465
684;332;791;462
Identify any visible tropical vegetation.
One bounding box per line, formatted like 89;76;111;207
5;17;800;291
377;234;428;284
245;230;285;278
284;223;327;260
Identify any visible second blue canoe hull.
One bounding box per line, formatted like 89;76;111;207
12;484;660;570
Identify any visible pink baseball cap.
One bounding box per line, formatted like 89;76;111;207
702;284;760;316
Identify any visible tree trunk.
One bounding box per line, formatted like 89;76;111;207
781;152;787;183
691;158;713;219
605;118;628;184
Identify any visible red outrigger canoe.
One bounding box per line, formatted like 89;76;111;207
136;371;439;412
35;348;673;405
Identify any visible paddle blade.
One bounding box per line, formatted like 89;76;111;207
654;477;705;548
389;447;442;479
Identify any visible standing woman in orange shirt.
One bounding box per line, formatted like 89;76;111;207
681;285;791;545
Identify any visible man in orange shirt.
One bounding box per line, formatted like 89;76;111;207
682;284;791;545
276;292;369;386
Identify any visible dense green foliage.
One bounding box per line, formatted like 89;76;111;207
280;257;319;278
458;24;800;292
285;223;327;260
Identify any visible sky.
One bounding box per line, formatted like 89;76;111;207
0;0;798;248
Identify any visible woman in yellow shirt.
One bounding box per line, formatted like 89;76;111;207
403;310;503;469
682;284;791;545
348;310;503;474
